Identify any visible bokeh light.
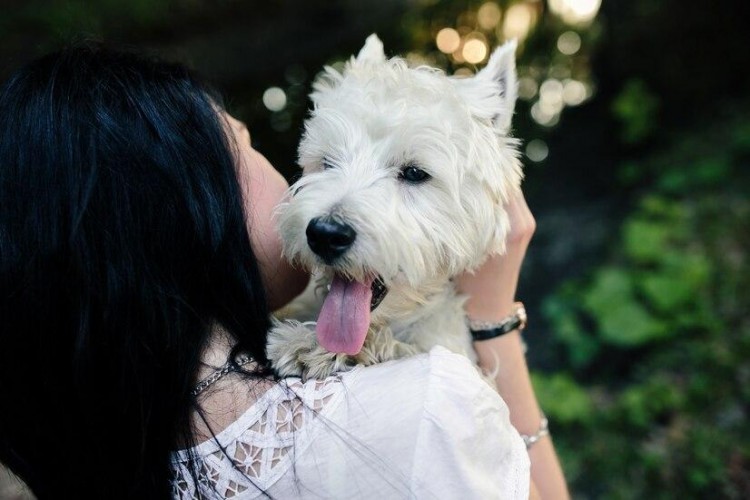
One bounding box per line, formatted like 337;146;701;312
518;76;539;100
540;78;564;113
477;2;502;31
452;45;466;63
548;0;601;24
557;31;581;55
262;87;287;112
525;139;549;162
531;101;560;127
462;33;489;64
453;67;474;77
562;79;587;105
549;63;572;80
436;27;461;54
502;3;534;40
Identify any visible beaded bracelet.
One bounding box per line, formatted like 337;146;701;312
520;414;549;449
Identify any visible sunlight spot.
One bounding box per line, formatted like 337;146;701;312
557;31;582;55
436;28;461;54
526;139;549;162
262;87;286;112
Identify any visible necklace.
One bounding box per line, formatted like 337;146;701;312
191;353;253;397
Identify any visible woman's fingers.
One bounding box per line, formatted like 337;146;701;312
505;191;536;247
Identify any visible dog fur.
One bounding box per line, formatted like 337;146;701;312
267;34;522;379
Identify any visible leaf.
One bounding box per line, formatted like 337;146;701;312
640;274;691;312
624;219;670;264
531;372;594;425
543;297;601;369
611;79;660;144
583;268;670;346
618;377;685;429
639;251;712;312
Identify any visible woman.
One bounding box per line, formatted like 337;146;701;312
0;42;567;498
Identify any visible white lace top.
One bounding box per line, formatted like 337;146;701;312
170;346;530;499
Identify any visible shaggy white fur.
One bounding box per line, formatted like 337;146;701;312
267;34;523;378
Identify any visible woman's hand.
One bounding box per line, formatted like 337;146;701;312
454;190;536;322
455;190;570;500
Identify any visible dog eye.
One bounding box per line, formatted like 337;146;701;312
399;164;431;184
322;158;336;170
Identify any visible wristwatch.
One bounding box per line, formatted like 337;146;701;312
469;302;527;341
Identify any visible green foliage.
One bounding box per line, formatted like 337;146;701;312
612;79;661;144
2;1;747;497
531;372;595;425
582;266;671;346
539;110;750;498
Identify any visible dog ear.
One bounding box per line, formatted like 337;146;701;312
475;39;518;133
310;35;386;102
311;65;344;100
355;34;386;65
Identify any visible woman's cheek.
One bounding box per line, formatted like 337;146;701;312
245;151;310;310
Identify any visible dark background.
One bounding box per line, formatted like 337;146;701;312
1;0;749;497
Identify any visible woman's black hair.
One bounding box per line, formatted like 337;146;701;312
0;40;272;497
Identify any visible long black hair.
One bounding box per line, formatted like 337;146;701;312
0;41;272;497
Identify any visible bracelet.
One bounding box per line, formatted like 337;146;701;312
469;302;527;341
520;414;549;449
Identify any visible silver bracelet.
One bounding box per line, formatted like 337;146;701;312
520;414;549;449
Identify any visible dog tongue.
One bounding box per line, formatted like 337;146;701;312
316;274;373;355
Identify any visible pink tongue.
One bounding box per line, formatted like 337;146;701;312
316;274;374;355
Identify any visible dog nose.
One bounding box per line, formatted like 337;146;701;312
306;217;356;262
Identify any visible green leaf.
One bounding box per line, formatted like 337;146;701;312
601;300;670;346
624;219;670;263
543;297;601;369
618;377;685;429
611;79;660;144
640;273;692;312
583;268;670;346
531;372;594;425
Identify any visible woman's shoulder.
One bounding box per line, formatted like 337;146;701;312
342;345;499;407
348;344;488;384
349;346;528;499
171;346;527;499
326;345;514;452
303;346;528;499
177;345;505;458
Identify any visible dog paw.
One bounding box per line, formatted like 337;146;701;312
266;320;315;377
355;327;421;363
266;320;357;379
298;346;357;380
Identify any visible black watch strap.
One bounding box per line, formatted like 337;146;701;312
470;316;523;341
469;302;527;341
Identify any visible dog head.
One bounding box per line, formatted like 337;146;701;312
277;34;522;354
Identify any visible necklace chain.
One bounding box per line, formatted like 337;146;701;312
191;353;253;397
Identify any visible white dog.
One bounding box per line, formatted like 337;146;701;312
267;34;523;378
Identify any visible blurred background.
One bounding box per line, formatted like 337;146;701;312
1;0;748;498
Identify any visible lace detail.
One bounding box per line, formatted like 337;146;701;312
170;375;345;499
